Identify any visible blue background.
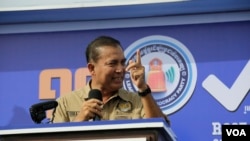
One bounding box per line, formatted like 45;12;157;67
0;21;249;140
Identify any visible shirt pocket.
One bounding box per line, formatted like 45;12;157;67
66;111;79;121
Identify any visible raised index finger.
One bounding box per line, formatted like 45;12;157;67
136;50;141;64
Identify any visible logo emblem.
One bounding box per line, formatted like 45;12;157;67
124;35;197;114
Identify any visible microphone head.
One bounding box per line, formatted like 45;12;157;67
88;89;102;101
29;100;58;124
30;101;58;112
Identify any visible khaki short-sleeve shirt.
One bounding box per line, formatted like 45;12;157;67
52;83;145;123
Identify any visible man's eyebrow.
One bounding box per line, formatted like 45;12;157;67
105;58;126;64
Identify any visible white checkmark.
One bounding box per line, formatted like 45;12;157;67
202;60;250;111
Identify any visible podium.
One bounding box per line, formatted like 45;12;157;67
0;118;177;141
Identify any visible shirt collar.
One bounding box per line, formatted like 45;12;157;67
83;80;131;102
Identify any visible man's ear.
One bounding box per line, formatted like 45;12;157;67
87;63;95;75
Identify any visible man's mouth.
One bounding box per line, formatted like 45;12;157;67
113;77;123;82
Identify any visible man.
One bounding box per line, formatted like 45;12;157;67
52;36;170;125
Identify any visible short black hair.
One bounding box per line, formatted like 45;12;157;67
85;36;122;63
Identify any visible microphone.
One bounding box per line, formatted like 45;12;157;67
29;100;58;124
88;89;102;121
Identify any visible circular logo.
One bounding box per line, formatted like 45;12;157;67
123;35;197;115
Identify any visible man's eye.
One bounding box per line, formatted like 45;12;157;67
107;62;116;66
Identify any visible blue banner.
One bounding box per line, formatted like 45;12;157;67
0;21;249;141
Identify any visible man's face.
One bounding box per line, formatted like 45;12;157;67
92;46;126;91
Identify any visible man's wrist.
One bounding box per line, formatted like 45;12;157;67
138;85;151;97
